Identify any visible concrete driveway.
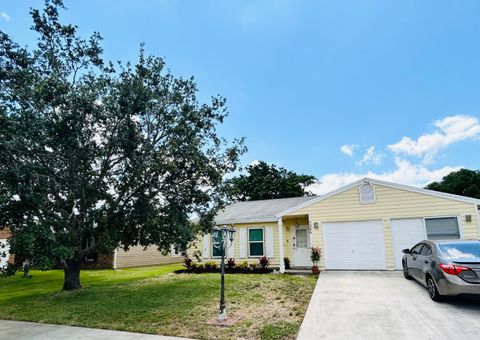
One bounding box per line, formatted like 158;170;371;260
297;271;480;340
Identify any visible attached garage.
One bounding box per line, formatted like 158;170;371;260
277;177;480;271
323;220;386;270
391;217;462;270
391;218;426;270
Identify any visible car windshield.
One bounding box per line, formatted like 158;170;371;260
438;243;480;262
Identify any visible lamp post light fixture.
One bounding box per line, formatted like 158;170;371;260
211;224;236;321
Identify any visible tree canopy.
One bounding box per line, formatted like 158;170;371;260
227;161;317;201
0;0;245;290
425;169;480;199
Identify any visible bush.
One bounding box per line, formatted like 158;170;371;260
204;262;219;271
249;263;258;271
259;256;270;269
189;262;205;273
283;257;291;269
237;261;249;272
227;258;236;269
311;247;321;266
183;256;193;269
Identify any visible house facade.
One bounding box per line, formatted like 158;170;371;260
198;178;480;273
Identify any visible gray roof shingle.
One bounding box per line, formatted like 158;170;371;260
215;196;318;223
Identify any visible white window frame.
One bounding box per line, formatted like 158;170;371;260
171;244;181;257
359;182;376;204
248;227;265;258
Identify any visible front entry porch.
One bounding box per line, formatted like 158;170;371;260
277;214;312;273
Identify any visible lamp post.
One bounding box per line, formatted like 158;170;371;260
212;224;236;321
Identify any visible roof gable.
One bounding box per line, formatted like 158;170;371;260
277;177;480;218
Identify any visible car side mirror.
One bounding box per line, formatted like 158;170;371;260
402;248;410;254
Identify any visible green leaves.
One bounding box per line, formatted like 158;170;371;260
227;161;317;201
426;169;480;199
0;0;245;283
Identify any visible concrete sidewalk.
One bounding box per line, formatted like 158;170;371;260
0;320;195;340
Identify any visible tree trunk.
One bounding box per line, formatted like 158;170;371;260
63;258;81;290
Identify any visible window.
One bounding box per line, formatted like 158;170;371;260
359;182;376;204
438;242;480;261
411;243;423;255
420;244;432;256
248;228;264;257
425;217;460;240
171;244;181;257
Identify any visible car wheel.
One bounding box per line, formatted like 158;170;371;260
402;261;412;280
427;276;442;302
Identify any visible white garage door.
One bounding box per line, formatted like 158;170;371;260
391;218;426;270
0;239;10;269
323;220;386;270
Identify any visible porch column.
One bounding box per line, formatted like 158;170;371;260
277;218;285;273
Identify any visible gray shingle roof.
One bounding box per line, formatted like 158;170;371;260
215;196;318;223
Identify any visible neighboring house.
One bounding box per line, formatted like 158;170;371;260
0;226;181;269
0;228;13;268
112;245;182;269
80;245;183;269
197;177;480;273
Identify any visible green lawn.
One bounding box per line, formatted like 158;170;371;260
0;265;317;340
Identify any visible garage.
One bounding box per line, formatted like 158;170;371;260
390;218;425;270
323;220;386;270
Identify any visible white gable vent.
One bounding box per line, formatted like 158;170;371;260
359;182;376;204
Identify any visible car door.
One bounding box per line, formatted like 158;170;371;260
418;243;433;282
407;243;425;280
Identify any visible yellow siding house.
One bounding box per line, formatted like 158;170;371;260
199;178;480;273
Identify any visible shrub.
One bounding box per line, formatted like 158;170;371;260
311;247;321;266
249;263;258;271
283;257;291;269
258;256;270;269
204;261;219;271
237;261;249;272
227;258;236;269
183;256;193;269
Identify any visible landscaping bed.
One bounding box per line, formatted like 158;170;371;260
0;264;317;340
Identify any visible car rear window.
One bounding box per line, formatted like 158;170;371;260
438;243;480;261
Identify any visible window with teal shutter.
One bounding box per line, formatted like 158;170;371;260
248;228;264;257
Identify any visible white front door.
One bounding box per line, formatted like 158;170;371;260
391;218;426;270
293;226;310;267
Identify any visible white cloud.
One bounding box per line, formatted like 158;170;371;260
307;157;459;195
388;115;480;163
340;144;358;157
0;12;10;21
356;146;383;166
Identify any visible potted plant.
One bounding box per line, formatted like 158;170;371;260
311;247;321;274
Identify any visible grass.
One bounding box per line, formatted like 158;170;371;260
0;264;317;340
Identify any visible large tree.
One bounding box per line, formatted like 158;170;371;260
227;161;317;201
426;169;480;199
0;0;245;290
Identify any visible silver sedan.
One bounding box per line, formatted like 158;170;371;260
402;239;480;301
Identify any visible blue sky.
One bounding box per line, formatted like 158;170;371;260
1;0;480;193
